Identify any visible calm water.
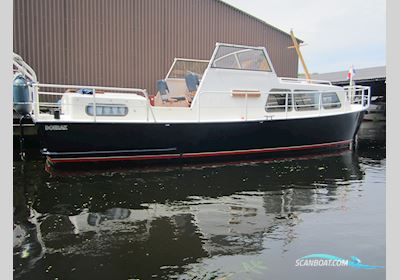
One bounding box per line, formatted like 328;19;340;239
13;122;386;280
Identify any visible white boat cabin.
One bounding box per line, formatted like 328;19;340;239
14;43;370;123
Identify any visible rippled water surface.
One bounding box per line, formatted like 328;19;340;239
13;122;386;280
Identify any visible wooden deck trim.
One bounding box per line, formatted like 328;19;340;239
231;90;261;97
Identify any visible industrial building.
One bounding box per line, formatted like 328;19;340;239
312;66;386;99
13;0;300;95
312;66;386;122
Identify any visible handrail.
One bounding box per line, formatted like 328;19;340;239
31;83;157;122
278;77;332;85
17;84;369;123
13;52;38;82
13;53;39;116
342;85;370;109
35;83;146;93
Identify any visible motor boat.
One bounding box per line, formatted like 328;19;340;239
13;43;370;165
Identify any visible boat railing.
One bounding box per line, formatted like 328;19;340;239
12;52;157;122
31;83;157;122
20;83;369;123
343;85;371;109
13;52;38;83
278;77;332;85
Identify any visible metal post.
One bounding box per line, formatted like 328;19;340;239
367;87;371;107
318;92;322;116
146;93;149;122
245;92;248;121
361;88;365;108
33;85;40;120
285;92;288;119
142;90;156;122
93;88;97;123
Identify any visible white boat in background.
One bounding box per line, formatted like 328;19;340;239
13;43;370;165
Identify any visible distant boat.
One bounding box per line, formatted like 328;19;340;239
13;43;370;165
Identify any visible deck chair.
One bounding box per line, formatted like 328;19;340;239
184;72;200;105
156;80;186;103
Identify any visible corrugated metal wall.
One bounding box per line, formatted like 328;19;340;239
13;0;299;94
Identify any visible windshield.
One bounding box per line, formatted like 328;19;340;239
212;45;271;72
167;59;209;79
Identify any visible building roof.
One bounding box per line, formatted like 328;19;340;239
219;0;303;43
311;66;386;83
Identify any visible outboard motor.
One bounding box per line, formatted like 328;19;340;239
13;53;38;161
13;74;33;161
13;74;32;116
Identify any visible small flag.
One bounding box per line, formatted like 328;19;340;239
347;66;355;80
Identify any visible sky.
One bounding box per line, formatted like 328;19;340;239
223;0;386;74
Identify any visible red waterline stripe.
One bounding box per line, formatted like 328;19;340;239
48;140;352;164
182;140;352;158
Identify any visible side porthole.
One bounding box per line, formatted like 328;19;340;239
86;104;129;116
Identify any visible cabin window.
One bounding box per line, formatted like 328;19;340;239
86;104;128;116
322;92;341;109
212;46;271;72
265;89;292;112
293;90;319;111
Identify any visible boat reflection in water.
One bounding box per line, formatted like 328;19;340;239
14;148;377;280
